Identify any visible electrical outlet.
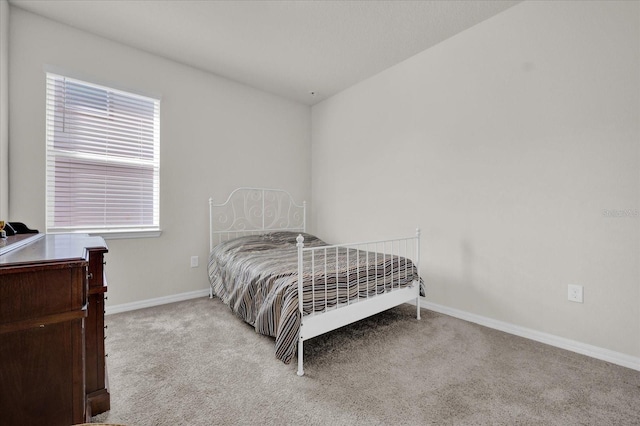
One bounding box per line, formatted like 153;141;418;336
190;256;199;268
568;284;583;303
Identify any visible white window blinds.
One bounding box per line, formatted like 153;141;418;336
46;73;160;234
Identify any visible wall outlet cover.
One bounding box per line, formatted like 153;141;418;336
568;284;583;303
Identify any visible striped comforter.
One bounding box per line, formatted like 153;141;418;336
207;231;420;364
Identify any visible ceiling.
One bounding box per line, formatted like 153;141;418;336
9;0;519;105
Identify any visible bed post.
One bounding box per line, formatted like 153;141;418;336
209;197;214;252
296;234;305;376
302;201;307;232
415;228;421;320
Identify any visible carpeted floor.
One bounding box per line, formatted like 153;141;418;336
93;297;640;425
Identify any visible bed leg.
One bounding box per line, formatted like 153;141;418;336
297;339;304;376
416;291;421;320
209;286;213;299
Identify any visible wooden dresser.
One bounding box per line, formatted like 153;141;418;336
0;234;110;426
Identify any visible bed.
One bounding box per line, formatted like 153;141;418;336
207;187;422;376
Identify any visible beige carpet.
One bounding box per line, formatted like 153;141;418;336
93;297;640;425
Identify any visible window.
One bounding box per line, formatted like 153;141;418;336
46;73;160;237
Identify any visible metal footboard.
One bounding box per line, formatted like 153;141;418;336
296;229;421;376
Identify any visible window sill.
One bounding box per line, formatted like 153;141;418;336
89;230;163;240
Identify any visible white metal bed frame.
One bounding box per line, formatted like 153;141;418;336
209;187;421;376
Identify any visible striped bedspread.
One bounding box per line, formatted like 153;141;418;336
207;231;420;364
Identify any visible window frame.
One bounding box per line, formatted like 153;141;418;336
45;73;161;239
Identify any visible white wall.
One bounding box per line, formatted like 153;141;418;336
312;0;639;359
0;0;8;219
8;8;311;306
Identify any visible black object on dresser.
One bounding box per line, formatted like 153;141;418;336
0;233;110;426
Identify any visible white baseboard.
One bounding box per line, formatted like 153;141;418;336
419;299;640;372
105;288;210;315
105;291;639;372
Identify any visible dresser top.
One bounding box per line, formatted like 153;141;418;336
0;234;107;268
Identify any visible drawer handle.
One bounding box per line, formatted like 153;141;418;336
87;273;93;280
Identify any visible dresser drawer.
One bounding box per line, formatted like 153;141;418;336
0;319;85;426
0;263;87;326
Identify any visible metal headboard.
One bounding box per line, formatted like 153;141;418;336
209;187;306;250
